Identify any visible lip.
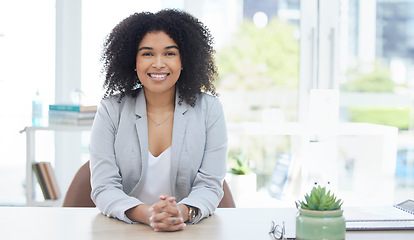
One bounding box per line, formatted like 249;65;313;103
147;73;170;82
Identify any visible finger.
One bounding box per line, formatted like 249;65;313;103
150;199;171;213
159;194;169;200
151;221;186;232
162;204;182;217
153;223;186;232
165;216;184;225
149;211;170;222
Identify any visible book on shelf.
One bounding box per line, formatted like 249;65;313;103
48;117;95;126
49;104;97;112
48;110;96;119
32;162;61;200
32;163;50;199
38;162;54;199
43;162;61;199
48;105;96;126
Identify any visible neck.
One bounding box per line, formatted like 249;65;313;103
144;88;176;113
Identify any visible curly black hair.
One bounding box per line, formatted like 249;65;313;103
101;9;218;106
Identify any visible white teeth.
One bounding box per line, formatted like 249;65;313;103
149;74;168;78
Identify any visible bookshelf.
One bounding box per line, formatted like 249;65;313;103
20;125;91;206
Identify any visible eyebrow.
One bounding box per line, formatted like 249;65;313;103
138;45;179;52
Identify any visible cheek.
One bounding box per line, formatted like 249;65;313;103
135;67;147;80
137;72;147;82
171;60;182;72
135;60;147;76
135;59;142;70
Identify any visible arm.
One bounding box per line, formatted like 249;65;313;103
89;98;144;223
179;97;228;223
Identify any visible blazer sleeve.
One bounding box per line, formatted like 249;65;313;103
179;96;228;223
89;98;143;223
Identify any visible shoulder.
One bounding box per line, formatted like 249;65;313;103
99;94;136;116
189;93;225;123
195;92;223;110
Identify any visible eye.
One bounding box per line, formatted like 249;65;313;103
141;52;153;56
165;52;176;56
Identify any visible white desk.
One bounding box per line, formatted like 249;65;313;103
2;207;413;240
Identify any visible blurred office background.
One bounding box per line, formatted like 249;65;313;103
0;0;413;206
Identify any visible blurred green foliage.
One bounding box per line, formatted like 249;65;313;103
215;18;299;90
341;61;397;92
347;107;410;130
341;61;409;129
228;151;251;175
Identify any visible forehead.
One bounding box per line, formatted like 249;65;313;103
139;31;178;47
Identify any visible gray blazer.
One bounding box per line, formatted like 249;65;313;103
89;89;228;224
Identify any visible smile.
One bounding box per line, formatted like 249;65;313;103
148;73;169;79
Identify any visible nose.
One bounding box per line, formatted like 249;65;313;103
152;56;166;69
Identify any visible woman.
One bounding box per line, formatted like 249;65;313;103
89;9;228;232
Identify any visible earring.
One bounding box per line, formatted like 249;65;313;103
181;67;183;71
134;68;137;72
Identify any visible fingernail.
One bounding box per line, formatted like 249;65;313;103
149;207;154;212
149;216;153;221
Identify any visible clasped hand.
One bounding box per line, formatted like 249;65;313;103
148;194;186;232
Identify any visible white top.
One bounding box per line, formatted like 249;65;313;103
136;146;173;205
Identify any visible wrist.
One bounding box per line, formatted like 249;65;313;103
178;204;189;222
126;204;151;225
184;204;199;223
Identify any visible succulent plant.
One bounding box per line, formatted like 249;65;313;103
299;185;343;211
229;152;251;175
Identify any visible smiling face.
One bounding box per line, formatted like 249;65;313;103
136;31;182;96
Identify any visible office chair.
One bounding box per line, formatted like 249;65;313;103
63;161;236;208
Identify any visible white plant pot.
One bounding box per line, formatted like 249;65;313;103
226;173;257;205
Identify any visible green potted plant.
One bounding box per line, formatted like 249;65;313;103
226;152;256;205
296;185;345;240
230;154;251;175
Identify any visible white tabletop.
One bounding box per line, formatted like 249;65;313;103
1;207;413;239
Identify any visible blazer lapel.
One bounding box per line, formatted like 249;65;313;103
170;93;189;194
130;90;149;196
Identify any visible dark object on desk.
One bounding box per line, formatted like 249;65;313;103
63;161;236;208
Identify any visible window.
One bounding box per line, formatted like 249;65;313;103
0;0;55;205
2;0;412;207
337;0;414;204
